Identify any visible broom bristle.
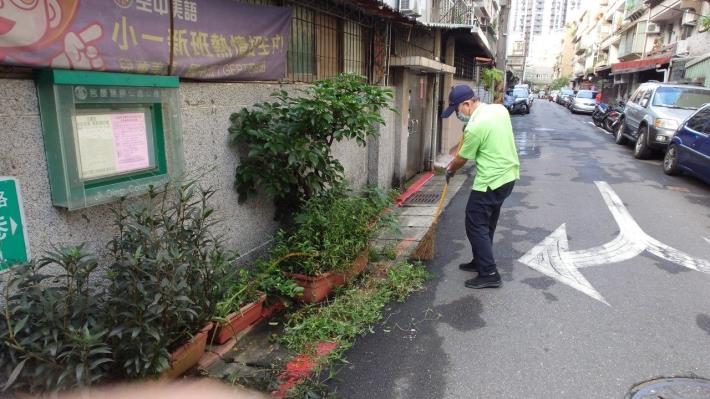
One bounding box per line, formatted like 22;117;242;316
411;221;439;260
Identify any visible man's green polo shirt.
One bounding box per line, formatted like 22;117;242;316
458;103;520;192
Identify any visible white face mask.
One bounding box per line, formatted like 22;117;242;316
456;111;470;123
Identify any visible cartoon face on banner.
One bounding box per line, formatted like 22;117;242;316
0;0;291;80
0;0;104;69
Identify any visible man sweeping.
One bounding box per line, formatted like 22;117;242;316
441;85;520;289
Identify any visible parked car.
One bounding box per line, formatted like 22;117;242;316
614;82;710;159
557;88;575;106
569;90;598;114
549;90;559;102
663;103;710;184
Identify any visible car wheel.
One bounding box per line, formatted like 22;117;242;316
615;119;629;145
633;126;654;159
663;144;680;175
523;104;529;114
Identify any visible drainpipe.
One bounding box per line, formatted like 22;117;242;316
429;73;441;167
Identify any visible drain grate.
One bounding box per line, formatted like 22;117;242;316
406;191;441;205
629;377;710;398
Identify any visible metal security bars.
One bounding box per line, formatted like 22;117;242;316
435;0;476;26
392;25;436;59
285;2;373;83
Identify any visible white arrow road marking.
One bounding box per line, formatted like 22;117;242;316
9;217;17;236
518;181;710;305
704;237;710;245
519;223;610;305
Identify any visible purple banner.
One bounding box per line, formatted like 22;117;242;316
0;0;291;81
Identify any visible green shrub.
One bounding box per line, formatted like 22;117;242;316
272;186;392;276
105;181;229;379
229;73;394;220
0;247;112;394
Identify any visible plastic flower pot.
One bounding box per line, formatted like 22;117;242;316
286;271;345;303
261;297;286;319
161;322;213;380
337;247;369;282
212;293;267;345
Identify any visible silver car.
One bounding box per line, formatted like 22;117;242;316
615;82;710;159
569;90;597;114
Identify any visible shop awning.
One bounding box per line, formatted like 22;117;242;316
610;57;671;75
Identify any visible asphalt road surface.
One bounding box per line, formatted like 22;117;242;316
328;100;710;398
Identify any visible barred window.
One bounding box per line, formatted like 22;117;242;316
286;5;371;82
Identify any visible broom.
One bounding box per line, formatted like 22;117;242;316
411;138;464;260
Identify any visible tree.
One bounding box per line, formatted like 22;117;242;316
550;76;571;90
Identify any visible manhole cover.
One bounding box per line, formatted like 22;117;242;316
628;377;710;399
406;191;441;205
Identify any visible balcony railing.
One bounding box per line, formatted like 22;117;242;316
624;0;645;19
434;0;476;26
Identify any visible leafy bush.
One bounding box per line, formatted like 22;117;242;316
272;186;392;276
0;247;112;394
105;181;230;379
214;268;261;319
229;73;394;220
253;258;304;300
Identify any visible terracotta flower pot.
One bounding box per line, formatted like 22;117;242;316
261;297;286;318
287;247;369;303
161;322;213;380
212;293;267;345
286;271;344;303
337;248;369;282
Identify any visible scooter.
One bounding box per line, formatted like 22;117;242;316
605;102;625;133
592;103;610;127
504;96;529;114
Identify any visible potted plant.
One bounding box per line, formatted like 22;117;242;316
211;269;266;345
273;187;389;302
105;181;229;379
0;247;113;395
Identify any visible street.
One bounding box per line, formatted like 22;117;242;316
329;100;710;398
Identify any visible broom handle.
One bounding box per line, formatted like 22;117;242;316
433;135;465;221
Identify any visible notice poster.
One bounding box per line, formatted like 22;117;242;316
75;114;119;179
75;112;151;180
113;113;150;172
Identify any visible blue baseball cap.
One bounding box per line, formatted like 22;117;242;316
441;85;477;118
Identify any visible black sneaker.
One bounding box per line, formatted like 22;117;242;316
459;260;477;272
465;273;502;289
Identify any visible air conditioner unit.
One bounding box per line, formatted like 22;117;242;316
646;22;661;34
675;39;689;56
682;10;698;25
399;0;421;17
614;74;627;84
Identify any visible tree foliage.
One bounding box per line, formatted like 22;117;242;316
229;73;394;220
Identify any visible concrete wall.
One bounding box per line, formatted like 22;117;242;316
0;78;397;264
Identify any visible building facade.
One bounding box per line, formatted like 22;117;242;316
0;0;501;270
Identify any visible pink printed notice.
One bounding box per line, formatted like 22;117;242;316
111;113;150;172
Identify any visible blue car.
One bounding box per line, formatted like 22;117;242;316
663;103;710;184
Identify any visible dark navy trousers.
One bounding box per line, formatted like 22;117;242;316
464;181;515;276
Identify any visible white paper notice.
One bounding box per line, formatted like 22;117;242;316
75;112;151;180
76;114;118;179
112;113;150;172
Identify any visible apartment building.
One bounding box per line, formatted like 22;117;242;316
583;0;710;101
507;0;582;86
